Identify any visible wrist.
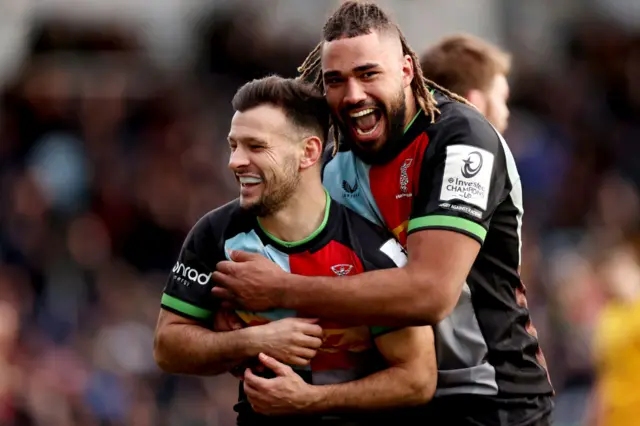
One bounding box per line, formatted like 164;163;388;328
302;384;328;413
239;326;264;358
279;273;300;309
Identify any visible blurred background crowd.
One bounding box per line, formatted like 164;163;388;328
0;1;639;425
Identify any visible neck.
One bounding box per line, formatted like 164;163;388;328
258;178;328;244
404;89;418;129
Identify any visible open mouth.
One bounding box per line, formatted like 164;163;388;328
348;108;383;138
237;175;263;190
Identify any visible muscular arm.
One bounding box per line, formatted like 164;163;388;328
303;326;437;413
281;230;479;325
153;309;261;376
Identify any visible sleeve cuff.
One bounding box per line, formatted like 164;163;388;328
408;215;487;244
161;293;214;321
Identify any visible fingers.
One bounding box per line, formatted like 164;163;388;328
286;355;314;367
212;309;243;331
210;283;235;300
298;334;323;349
297;318;319;324
258;353;292;376
215;260;236;275
243;369;266;393
229;250;262;262
293;347;318;361
300;323;324;338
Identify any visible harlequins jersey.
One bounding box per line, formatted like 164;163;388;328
161;191;408;423
322;90;553;400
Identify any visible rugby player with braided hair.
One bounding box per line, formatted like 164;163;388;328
213;2;554;424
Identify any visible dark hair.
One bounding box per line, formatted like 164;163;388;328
232;75;330;142
420;33;512;97
297;1;472;155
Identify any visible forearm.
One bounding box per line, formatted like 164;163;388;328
302;364;432;414
154;321;261;376
282;269;441;326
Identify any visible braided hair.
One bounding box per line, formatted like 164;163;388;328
297;1;473;155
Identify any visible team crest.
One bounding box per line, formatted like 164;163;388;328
396;158;413;199
331;264;354;276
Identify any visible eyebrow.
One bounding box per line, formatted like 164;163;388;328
323;63;380;80
227;136;267;145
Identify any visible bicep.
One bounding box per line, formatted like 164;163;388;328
156;308;203;332
374;326;435;368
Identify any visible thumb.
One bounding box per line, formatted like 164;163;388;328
229;250;261;262
296;317;319;324
258;353;292;376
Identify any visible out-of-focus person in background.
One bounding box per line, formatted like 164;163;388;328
585;242;640;426
420;34;511;134
155;76;437;426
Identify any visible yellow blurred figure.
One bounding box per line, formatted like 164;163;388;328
589;243;640;426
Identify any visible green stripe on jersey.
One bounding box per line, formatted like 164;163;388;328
161;293;213;320
408;215;487;242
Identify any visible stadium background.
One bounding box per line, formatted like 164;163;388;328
0;0;639;425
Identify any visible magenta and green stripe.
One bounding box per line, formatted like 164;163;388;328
408;215;487;242
161;293;213;320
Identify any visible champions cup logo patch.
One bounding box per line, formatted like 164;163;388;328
439;145;494;211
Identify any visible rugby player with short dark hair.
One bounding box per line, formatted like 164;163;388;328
211;2;554;425
154;75;437;426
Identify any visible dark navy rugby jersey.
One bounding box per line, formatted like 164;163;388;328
161;190;407;385
322;90;553;399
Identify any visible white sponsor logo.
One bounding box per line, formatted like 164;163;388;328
396;158;413;199
379;238;407;267
439;202;482;219
439;145;494;210
172;262;211;285
331;264;354;276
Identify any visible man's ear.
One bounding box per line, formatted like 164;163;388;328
402;54;414;89
299;136;323;170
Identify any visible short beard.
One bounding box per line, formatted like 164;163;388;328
337;90;407;165
243;159;300;217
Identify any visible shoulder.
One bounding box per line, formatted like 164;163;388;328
427;91;503;156
187;198;249;245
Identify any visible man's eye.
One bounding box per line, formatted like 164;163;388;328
361;72;377;79
325;78;342;85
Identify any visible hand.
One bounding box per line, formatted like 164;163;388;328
212;308;244;332
244;353;319;416
254;317;323;366
212;250;288;311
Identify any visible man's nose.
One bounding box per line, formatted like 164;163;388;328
228;146;250;170
343;79;367;106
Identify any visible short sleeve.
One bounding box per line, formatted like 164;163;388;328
161;214;224;324
409;113;507;245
